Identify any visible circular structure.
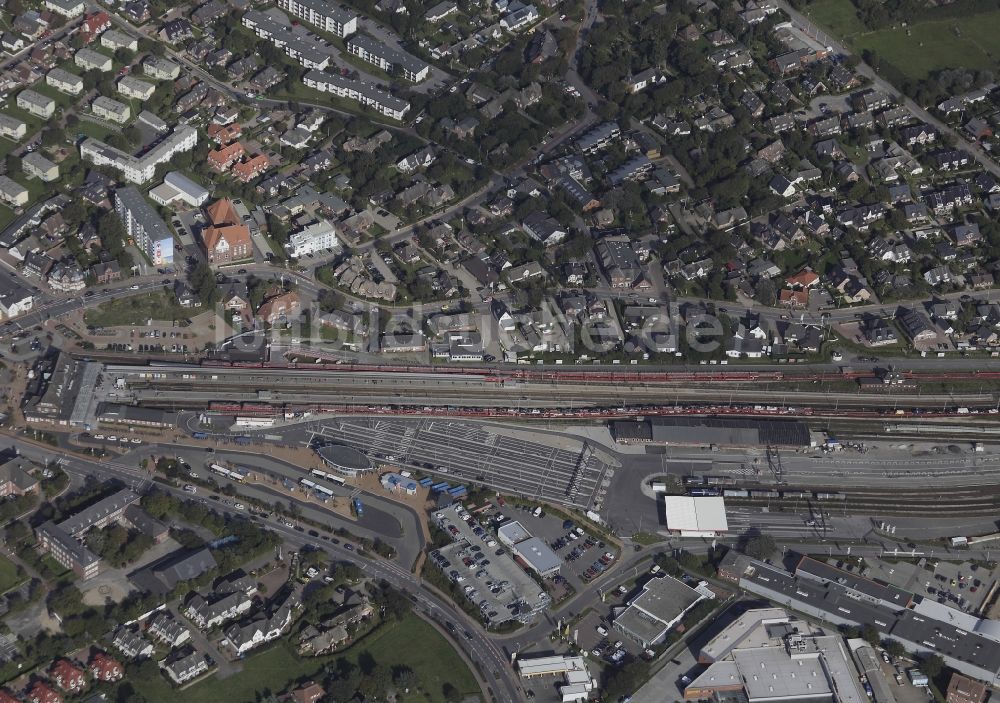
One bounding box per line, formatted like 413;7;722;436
316;444;373;477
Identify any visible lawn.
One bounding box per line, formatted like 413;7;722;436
802;0;867;39
854;15;1000;79
0;555;22;594
830;8;1000;80
84;289;190;327
135;614;480;703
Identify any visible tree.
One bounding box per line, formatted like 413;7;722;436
918;653;944;678
884;640;905;658
742;534;777;560
393;666;418;692
861;624;880;648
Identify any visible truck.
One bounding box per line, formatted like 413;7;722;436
353;498;364;518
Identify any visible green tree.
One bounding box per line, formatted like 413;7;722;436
919;654;944;678
743;534;777;560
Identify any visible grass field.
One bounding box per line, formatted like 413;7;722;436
802;0;867;38
84;290;190;327
136;614;480;703
803;0;1000;80
0;555;22;594
853;11;1000;80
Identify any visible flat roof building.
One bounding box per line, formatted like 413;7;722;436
511;536;561;577
663;495;729;537
614;575;710;648
611;416;812;448
115;186;174;265
149;171;210;208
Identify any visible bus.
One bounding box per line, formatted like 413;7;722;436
210;463;249;483
353;498;364;518
311;469;346;486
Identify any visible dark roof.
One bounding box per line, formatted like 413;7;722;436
153;548;218;589
614;417;810;447
795;556;911;606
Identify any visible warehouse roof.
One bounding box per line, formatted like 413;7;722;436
512;537;561;574
663;495;728;534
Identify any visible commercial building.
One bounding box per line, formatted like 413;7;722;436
613;575;711;648
46;67;84;95
794;555;913;610
495;520;561;576
277;0;358;37
149;171;210;208
0;175;28;207
739;559;1000;685
115;186;174;265
285;219;338;257
346;34;429;82
316;444;372;477
662;495;729;537
81;124;197;183
304;69;410;120
75;47;113;72
91;95;130;124
687;629;867;703
380;472;417;495
516;656;595;703
118;75;155;100
17;89;55;119
101;29;138;52
0;114;26;140
22;152;59;182
201;197;252;265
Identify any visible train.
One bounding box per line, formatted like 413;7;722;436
718;488;848;501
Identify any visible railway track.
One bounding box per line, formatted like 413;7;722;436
726;486;1000;516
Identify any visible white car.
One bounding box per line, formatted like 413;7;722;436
129;284;139;290
93;434;105;440
596;625;608;636
234;503;246;510
183;484;197;493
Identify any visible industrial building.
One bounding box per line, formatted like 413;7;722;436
613;575;712;648
662;495;729;537
611;416;812;448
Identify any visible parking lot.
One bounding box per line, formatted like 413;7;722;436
428;504;550;627
312;418;614;509
502;504;618;588
859;556;998;614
